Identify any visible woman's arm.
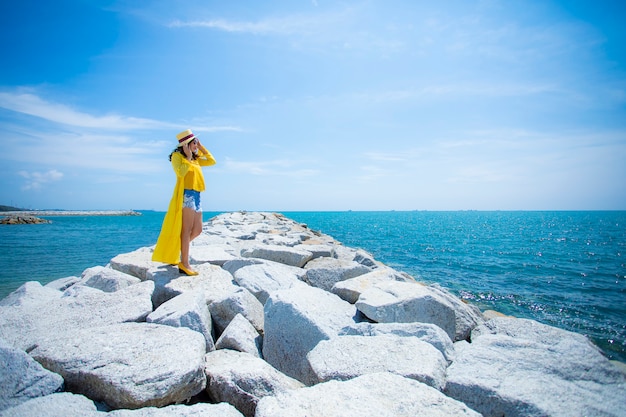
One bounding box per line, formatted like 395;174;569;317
196;142;217;166
171;151;191;177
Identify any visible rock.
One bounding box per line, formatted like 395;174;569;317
293;243;335;259
331;267;415;304
29;323;207;410
205;350;304;417
307;334;447;389
355;280;457;340
241;244;313;268
79;265;142;292
0;281;62;308
106;402;244;417
109;247;155;280
0;215;51;225
147;291;215;352
444;317;626;417
215;313;263;358
428;283;484;341
0;281;154;351
303;257;371;292
148;263;238;308
0;392;99;417
262;285;359;385
190;245;237;266
255;372;482;417
230;260;306;304
339;321;455;362
0;338;64;411
44;276;81;292
210;287;264;335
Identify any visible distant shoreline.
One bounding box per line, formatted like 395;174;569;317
1;210;142;217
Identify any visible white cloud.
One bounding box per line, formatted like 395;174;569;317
18;169;64;191
223;157;319;177
0;91;242;132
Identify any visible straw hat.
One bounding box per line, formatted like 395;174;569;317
176;129;197;147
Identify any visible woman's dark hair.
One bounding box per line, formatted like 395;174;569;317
169;147;197;161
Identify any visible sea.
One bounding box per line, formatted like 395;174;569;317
1;210;624;363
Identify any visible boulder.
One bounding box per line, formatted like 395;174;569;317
0;281;154;351
29;323;207;409
262;285;359;385
109;247;155;280
210;287;264;335
445;317;626;417
255;372;482;417
106;402;244;417
331;267;415;303
215;313;263;358
0;338;64;411
79;265;141;292
339;321;455;362
307;334;447;389
241;244;313;268
355;280;457;340
303;257;371;291
148;263;238;308
0;392;99;417
147;291;215;352
205;350;304;417
428;283;484;341
190;245;237;266
230;260;306;304
293;243;335;259
44;276;81;292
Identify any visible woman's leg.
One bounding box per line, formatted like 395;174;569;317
180;207;195;269
190;211;203;241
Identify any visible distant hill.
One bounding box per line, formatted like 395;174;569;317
0;205;25;212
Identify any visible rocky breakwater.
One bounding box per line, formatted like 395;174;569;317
0;211;624;417
0;215;51;225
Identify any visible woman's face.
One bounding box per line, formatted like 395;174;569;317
189;139;199;151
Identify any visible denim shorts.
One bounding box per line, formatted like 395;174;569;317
182;189;202;212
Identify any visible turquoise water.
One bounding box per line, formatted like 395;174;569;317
1;210;624;362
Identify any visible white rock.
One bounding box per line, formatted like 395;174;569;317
293;243;335;259
190;245;237;266
210;287;264;335
355;280;457;340
109;247;155;280
204;350;304;417
106;402;244;417
147;291;215;352
332;267;415;303
263;286;358;385
79;265;141;292
30;322;207;410
231;260;306;304
0;392;99;417
0;281;62;307
339;321;455;362
307;334;447;389
445;317;626;417
0;281;154;351
428;283;484;341
303;257;371;292
241;244;313;268
0;338;64;411
44;276;80;292
215;313;263;358
148;263;238;308
255;372;482;417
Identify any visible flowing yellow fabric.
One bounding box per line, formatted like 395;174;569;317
152;149;216;264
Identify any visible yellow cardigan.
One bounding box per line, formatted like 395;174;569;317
152;149;216;264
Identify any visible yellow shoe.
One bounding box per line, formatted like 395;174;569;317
178;263;199;276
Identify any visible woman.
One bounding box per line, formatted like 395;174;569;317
152;129;216;275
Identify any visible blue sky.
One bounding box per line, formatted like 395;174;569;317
1;0;625;211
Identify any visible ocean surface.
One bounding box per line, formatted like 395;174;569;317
0;210;624;362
